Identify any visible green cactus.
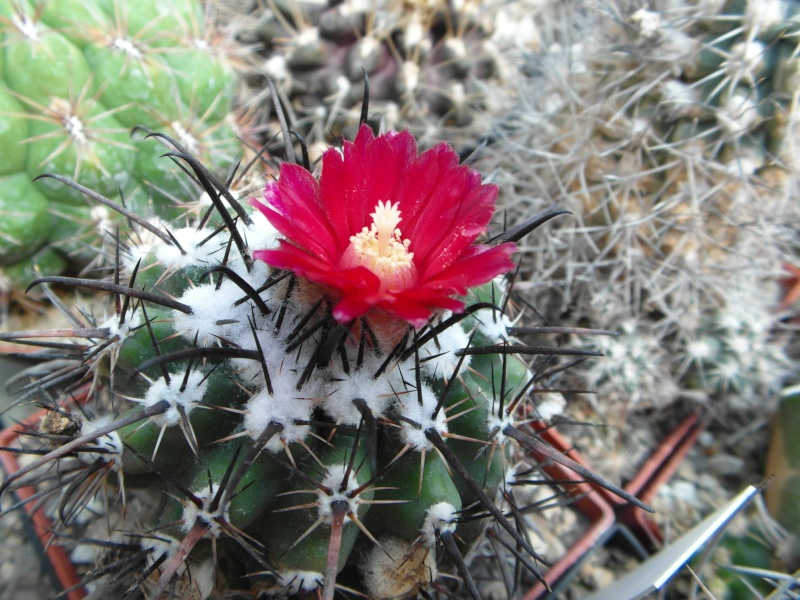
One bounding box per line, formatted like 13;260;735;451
0;0;248;317
0;116;651;599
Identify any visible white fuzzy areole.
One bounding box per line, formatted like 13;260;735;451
142;370;208;428
78;417;122;467
242;379;315;453
154;227;216;270
275;570;324;594
316;464;360;524
421;501;457;546
172;281;246;346
411;317;472;380
323;354;401;425
181;483;225;538
398;383;448;451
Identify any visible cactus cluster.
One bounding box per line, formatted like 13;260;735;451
479;0;797;408
0;0;248;317
677;297;791;406
214;0;520;159
582;317;678;409
0;119;650;598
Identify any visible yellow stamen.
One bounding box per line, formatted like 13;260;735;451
342;201;416;290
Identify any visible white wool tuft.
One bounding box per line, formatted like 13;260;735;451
141;371;209;428
398;383;447;451
242;204;281;253
421;502;458;545
486;412;513;444
471;307;513;342
78;416;122;467
316;465;361;524
323;355;402;425
141;535;181;567
155;227;216;270
412;319;472;380
100;310;141;344
182;483;225;537
274;570;324;594
242;370;318;452
172;281;248;345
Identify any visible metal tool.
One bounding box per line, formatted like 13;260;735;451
584;485;761;600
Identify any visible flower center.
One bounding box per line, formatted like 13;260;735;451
343;201;416;290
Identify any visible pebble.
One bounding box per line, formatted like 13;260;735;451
586;565;615;590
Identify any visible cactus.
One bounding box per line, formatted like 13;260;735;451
0;119;651;598
213;0;520;160
0;0;249;318
581;316;678;409
478;0;796;409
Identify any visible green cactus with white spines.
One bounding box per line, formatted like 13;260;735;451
677;295;791;405
0;117;651;598
0;0;249;318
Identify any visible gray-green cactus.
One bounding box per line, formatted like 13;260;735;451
215;0;517;159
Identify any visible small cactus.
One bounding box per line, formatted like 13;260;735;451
0;117;650;598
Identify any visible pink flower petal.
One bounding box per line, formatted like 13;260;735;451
427;243;517;293
333;293;377;323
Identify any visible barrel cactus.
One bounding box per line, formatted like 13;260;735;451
0;118;650;598
0;0;248;317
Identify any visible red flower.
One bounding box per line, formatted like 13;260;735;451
251;125;516;328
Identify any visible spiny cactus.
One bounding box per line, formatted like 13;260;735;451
0;117;650;599
0;0;250;318
677;295;791;405
479;0;796;408
215;0;520;159
581;315;678;409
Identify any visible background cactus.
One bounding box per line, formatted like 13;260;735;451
478;0;797;410
0;118;650;599
213;0;522;159
0;0;250;320
470;4;800;593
